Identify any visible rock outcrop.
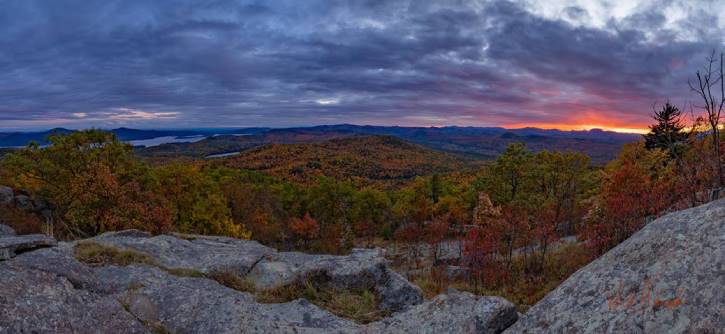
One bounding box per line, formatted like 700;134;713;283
505;198;725;334
4;197;721;333
369;290;518;334
0;224;56;260
90;231;422;312
0;223;15;237
0;225;517;334
0;186;13;205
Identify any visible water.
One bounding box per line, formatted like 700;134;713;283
128;135;206;147
205;151;241;159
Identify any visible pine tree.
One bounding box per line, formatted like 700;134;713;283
643;102;687;158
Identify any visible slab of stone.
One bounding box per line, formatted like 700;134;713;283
369;291;518;334
0;234;57;260
0;186;13;205
505;198;725;334
0;224;16;237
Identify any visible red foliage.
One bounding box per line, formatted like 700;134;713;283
424;214;451;261
0;204;43;235
462;227;506;286
289;213;318;241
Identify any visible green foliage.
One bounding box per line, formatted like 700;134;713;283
643;102;688;157
1;130;171;238
153;163;250;239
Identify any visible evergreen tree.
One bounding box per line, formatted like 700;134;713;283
643;102;688;158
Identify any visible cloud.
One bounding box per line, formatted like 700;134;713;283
0;0;723;130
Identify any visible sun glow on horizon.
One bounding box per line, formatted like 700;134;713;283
505;123;649;134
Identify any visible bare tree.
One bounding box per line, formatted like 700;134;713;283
689;50;725;188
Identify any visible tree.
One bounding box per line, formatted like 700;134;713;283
643;102;688;158
350;188;392;246
462;226;505;289
154;163;250;239
479;143;533;205
582;143;676;254
0;130;171;238
289;213;318;248
689;50;725;187
424;214;451;262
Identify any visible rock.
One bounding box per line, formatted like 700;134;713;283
368;292;518;334
94;265;364;334
249;247;424;312
13;194;32;210
0;254;150;334
505;198;725;334
445;265;470;279
92;232;424;313
0;234;57;260
0;224;16;237
90;232;276;275
2;245;515;334
0;186;12;205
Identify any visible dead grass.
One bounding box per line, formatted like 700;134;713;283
202;269;385;324
74;242;206;280
165;267;205;278
74;241;159;267
256;279;385;323
205;269;256;293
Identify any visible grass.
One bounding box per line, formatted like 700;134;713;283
165;267;205;278
74;241;205;279
256;279;385;323
205;269;256;293
75;241;160;267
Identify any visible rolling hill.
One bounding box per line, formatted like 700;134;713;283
1;125;640;164
218;135;477;186
137;125;638;164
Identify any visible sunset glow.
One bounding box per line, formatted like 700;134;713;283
1;1;723;131
505;123;650;134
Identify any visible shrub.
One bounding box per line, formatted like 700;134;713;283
0;204;43;235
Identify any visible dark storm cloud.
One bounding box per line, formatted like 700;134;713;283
0;0;723;129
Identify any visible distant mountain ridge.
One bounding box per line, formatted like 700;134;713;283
0;125;641;163
0;127;269;147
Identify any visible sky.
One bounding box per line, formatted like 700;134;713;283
1;0;724;132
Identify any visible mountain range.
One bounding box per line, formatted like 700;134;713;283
0;125;641;163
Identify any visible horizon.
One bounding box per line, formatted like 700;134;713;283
3;1;723;133
0;123;648;135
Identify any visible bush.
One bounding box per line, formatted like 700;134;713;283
0;204;43;235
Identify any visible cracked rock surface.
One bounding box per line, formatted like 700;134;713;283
0;224;517;334
505;198;725;334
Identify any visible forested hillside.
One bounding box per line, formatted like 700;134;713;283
219;136;476;187
133;125;637;164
